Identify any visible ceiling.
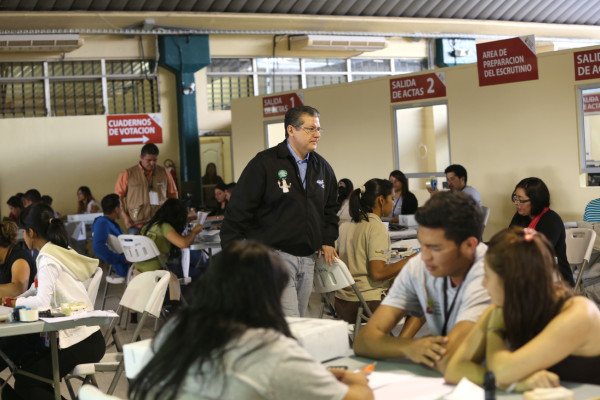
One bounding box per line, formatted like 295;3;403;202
1;0;600;45
1;0;600;26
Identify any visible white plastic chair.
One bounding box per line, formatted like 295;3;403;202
84;266;103;306
65;270;170;397
117;234;166;269
78;384;124;400
313;257;373;340
566;228;596;292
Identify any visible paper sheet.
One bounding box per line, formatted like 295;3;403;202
369;373;453;400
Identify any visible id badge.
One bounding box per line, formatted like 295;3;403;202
149;191;159;205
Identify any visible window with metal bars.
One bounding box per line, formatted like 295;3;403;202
0;59;159;118
206;57;425;110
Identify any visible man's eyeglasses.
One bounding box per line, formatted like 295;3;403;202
297;126;324;135
512;194;531;204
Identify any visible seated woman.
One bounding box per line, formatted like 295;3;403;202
387;170;418;221
136;199;203;305
2;203;105;399
76;186;100;214
337;178;354;225
335;179;415;324
445;227;600;391
5;196;23;222
0;221;36;298
129;240;373;400
508;177;574;286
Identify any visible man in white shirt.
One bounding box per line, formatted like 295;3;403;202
353;191;490;373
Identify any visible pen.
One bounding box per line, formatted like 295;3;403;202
361;362;376;372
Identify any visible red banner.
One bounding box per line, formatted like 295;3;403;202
583;94;600;113
107;114;163;146
389;72;446;103
574;49;600;81
263;92;304;117
477;35;538;87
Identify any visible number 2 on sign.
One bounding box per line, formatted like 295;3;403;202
426;77;434;94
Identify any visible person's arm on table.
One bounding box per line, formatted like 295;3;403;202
484;303;583;389
353;305;448;367
15;262;59;308
0;259;31;297
369;253;417;281
165;224;203;249
330;370;374;400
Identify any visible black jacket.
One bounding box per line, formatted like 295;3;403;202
220;140;339;257
510;209;574;286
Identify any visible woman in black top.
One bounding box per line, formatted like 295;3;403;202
0;220;36;297
388;170;418;219
508;177;574;286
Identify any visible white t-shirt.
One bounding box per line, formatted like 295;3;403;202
160;328;348;400
382;242;490;335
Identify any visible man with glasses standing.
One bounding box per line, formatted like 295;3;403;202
221;105;339;317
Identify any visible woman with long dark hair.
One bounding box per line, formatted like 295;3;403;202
508;177;574;286
337;178;354;225
76;186;99;214
0;220;36;297
3;203;105;399
446;227;600;391
335;178;416;324
136;199;203;304
130;241;373;400
388;170;418;219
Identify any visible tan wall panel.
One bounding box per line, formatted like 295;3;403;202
0;68;179;217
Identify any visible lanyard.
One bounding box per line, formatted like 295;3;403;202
441;267;471;335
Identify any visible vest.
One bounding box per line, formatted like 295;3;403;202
125;164;169;225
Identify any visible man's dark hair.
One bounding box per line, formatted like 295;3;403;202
6;196;21;209
101;194;121;215
445;164;468;184
41;195;53;206
512;177;550;216
141;143;159;157
415;191;483;244
284;106;320;139
24;189;42;204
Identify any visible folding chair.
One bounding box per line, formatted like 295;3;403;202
84;266;103;306
566;228;596;292
64;270;170;398
313;257;372;340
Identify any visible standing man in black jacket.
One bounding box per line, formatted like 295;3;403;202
220;105;339;317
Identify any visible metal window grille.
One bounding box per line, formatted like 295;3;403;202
0;59;159;119
206;57;425;110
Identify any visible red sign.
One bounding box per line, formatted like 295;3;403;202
389;72;446;103
477;35;538;87
574;49;600;81
263;92;304;117
107;114;163;146
583;94;600;113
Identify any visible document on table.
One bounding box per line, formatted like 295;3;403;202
40;310;119;323
368;372;453;400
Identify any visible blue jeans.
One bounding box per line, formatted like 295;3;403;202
275;250;316;317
